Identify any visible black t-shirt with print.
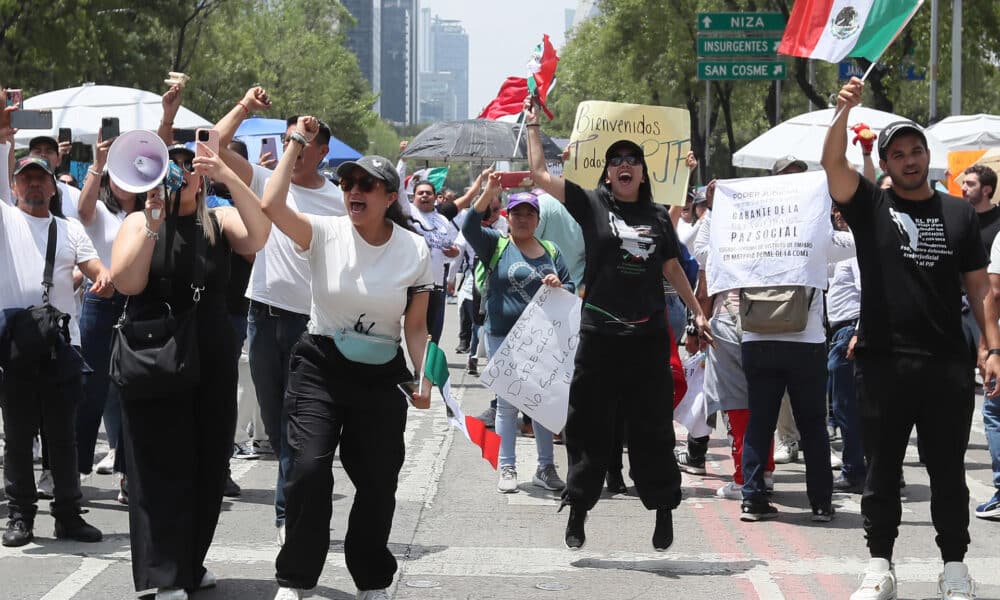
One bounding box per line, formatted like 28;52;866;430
838;176;986;361
978;205;1000;255
564;180;678;336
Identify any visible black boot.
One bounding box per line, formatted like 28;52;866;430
223;474;242;497
54;515;102;543
653;508;673;551
606;470;628;494
559;500;587;550
2;518;33;547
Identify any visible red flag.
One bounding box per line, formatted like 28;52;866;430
478;77;530;120
464;416;502;470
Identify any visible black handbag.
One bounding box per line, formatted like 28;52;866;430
109;213;206;392
0;219;72;377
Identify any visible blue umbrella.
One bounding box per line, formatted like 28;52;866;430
234;117;362;168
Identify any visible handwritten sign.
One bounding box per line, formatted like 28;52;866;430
480;286;582;434
563;101;692;206
706;170;832;295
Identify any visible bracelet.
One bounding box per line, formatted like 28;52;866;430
525;123;540;128
989;349;1000;357
288;132;308;147
862;152;871;156
143;225;160;241
236;101;250;117
87;168;101;177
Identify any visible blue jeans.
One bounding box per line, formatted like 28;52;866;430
828;324;866;482
985;395;1000;491
485;333;554;469
76;290;126;474
741;341;832;507
248;303;309;525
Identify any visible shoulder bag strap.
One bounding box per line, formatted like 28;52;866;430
191;215;206;303
41;218;57;305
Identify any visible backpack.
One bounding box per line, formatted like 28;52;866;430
738;285;816;334
474;235;558;296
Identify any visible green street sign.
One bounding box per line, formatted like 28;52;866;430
697;61;788;81
697;37;782;57
697;12;786;32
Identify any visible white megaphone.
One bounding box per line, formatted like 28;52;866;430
107;130;170;218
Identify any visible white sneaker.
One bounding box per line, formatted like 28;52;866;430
716;481;742;500
274;588;303;600
774;439;799;464
154;588;188;600
95;449;116;474
32;437;41;462
850;558;897;600
938;561;976;599
830;450;843;470
357;589;391;600
497;465;518;493
277;524;286;546
199;570;217;589
36;470;54;499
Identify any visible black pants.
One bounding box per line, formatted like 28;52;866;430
459;298;474;347
856;352;973;562
741;341;832;506
564;331;680;511
120;327;237;591
2;373;84;523
276;334;409;591
426;289;446;345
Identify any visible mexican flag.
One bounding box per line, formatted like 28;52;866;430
778;0;924;63
424;341;501;469
478;34;558;121
527;34;558;103
405;167;449;194
478;77;530;121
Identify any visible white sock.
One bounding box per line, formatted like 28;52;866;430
868;557;891;573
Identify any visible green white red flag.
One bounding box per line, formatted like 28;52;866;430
424;341;501;469
527;34;558;103
778;0;923;63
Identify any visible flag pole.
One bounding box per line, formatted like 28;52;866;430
417;334;431;397
513;108;527;160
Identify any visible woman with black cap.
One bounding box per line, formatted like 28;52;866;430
261;117;434;600
523;98;712;552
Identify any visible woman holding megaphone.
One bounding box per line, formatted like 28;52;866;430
109;140;271;600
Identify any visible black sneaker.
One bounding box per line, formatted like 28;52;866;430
833;474;864;494
740;499;778;522
674;449;706;475
467;359;479;376
652;508;673;551
606;470;628;495
54;515;102;543
223;475;242;497
454;343;470;354
477;406;496;429
811;504;835;522
2;518;34;547
560;502;587;550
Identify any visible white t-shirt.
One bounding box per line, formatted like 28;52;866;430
58;181;81;222
0;202;99;345
410;207;458;287
988;234;1000;275
301;215;433;341
248;164;345;314
826;257;861;324
83;201;126;266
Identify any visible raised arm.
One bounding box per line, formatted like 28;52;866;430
524;97;565;202
110;187;168;295
216;87;272;186
260;116;315;250
452;167;490;212
821;78;863;204
192;142;271;255
77;133;111;225
158;84;184;146
461;171;502;259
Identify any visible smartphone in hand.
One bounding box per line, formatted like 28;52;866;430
58;128;72;143
100;117;119;141
260;136;278;160
195;128;219;158
5;88;22;108
10;110;53;130
397;381;420;406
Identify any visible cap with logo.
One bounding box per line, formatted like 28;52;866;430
877;121;928;160
336;155;399;192
772;156;808;175
13;156;55;176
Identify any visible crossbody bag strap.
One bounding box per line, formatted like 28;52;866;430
190;215;206;303
41;218;57;305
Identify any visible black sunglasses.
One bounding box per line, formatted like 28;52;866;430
608;154;641;167
340;174;379;193
171;157;194;173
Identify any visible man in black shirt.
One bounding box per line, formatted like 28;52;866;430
822;77;1000;600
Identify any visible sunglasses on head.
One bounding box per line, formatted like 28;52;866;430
608;154;641;167
340;174;379;193
171;157;194;173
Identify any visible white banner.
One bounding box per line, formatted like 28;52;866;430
707;171;833;295
480;286;582;434
673;353;712;439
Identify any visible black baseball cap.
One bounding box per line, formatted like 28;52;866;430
13;156;55;176
878;121;928;160
336;155;399;192
605;139;645;165
167;143;195;160
28;135;59;151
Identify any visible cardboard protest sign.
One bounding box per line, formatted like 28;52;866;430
707;170;832;295
480;286;581;434
564;101;691;206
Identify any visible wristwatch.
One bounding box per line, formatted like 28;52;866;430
988;349;1000;357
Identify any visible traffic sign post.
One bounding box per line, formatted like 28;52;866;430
698;61;787;81
697;12;786;33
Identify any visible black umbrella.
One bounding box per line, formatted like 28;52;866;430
400;119;564;162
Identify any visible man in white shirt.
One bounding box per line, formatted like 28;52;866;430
216;87;345;542
27;136;81;221
0;156;109;548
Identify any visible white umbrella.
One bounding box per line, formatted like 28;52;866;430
733;106;950;179
926;114;1000;150
15;83;211;146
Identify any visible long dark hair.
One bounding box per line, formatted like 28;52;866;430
100;171;145;215
597;141;654;204
387;198;415;232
